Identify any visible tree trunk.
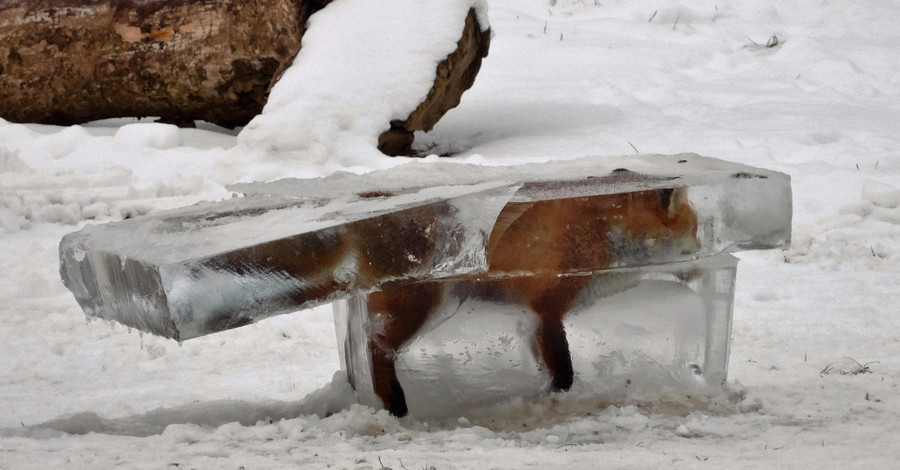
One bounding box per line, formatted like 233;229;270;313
0;0;327;128
0;1;489;157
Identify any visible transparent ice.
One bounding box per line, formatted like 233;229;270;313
60;154;791;350
60;181;518;340
335;254;738;418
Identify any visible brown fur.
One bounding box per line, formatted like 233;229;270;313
365;188;699;415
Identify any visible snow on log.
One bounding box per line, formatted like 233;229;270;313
236;0;491;163
0;0;324;128
377;7;491;156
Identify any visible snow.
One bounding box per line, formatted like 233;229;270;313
114;123;184;150
2;0;899;468
236;0;490;177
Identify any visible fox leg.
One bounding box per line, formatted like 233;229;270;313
367;282;443;416
527;277;589;391
369;338;410;416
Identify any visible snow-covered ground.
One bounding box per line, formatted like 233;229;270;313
2;0;899;468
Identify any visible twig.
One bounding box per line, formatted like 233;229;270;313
821;357;879;375
628;141;640;153
673;13;681;30
648;10;657;22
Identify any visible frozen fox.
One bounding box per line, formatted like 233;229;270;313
365;186;700;416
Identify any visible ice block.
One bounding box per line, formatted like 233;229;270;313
60;181;519;340
335;254;739;418
59;153;792;343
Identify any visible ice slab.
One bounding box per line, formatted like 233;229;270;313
59;153;791;341
234;153;792;255
335;254;739;418
60;182;519;340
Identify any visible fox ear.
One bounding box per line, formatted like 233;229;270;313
660;188;674;211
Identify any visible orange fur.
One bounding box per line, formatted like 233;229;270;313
365;188;699;415
486;189;698;392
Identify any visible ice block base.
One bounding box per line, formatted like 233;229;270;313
335;253;738;418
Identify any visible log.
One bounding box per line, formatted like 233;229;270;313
0;0;489;157
0;0;327;128
377;9;490;156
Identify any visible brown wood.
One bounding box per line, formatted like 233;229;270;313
0;0;326;128
0;1;490;157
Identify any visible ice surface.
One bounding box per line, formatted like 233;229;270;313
335;254;738;418
234;153;793;256
60;153;790;341
60;182;519;340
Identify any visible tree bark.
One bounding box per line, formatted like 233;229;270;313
0;0;326;128
0;1;489;157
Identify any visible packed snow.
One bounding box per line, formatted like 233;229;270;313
2;0;899;468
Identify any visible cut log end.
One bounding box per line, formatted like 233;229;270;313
378;9;491;157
